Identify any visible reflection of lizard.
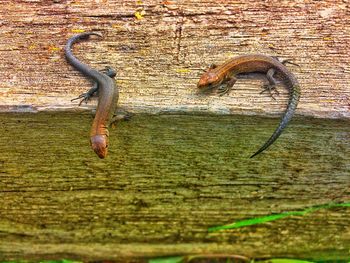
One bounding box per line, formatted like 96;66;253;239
65;32;119;159
197;54;301;158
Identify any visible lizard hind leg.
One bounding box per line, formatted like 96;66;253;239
271;56;300;68
260;68;279;100
71;66;116;106
102;66;117;79
71;83;99;106
280;59;301;68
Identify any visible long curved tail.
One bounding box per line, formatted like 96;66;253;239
250;84;301;158
64;32;102;78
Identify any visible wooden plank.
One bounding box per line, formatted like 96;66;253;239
0;112;349;261
0;0;349;118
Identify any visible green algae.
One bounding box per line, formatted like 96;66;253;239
0;112;349;261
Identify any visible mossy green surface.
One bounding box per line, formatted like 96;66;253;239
0;113;349;261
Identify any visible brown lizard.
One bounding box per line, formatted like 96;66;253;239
65;32;119;159
197;54;301;158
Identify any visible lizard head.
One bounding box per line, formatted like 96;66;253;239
91;134;108;159
197;70;221;92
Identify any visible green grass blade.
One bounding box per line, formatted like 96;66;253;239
208;202;350;232
148;256;184;263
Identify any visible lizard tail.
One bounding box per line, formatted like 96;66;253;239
250;84;301;158
64;32;103;77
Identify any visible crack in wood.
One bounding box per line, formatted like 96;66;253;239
174;15;184;63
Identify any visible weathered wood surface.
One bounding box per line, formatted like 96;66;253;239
0;113;349;261
0;0;349;118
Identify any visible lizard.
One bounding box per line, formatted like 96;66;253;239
197;54;301;158
65;32;119;159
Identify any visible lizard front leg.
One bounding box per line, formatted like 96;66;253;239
110;110;133;127
217;75;237;96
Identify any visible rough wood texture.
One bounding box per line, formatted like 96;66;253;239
0;0;349;118
0;113;349;261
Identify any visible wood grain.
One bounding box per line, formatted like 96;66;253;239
0;0;349;118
